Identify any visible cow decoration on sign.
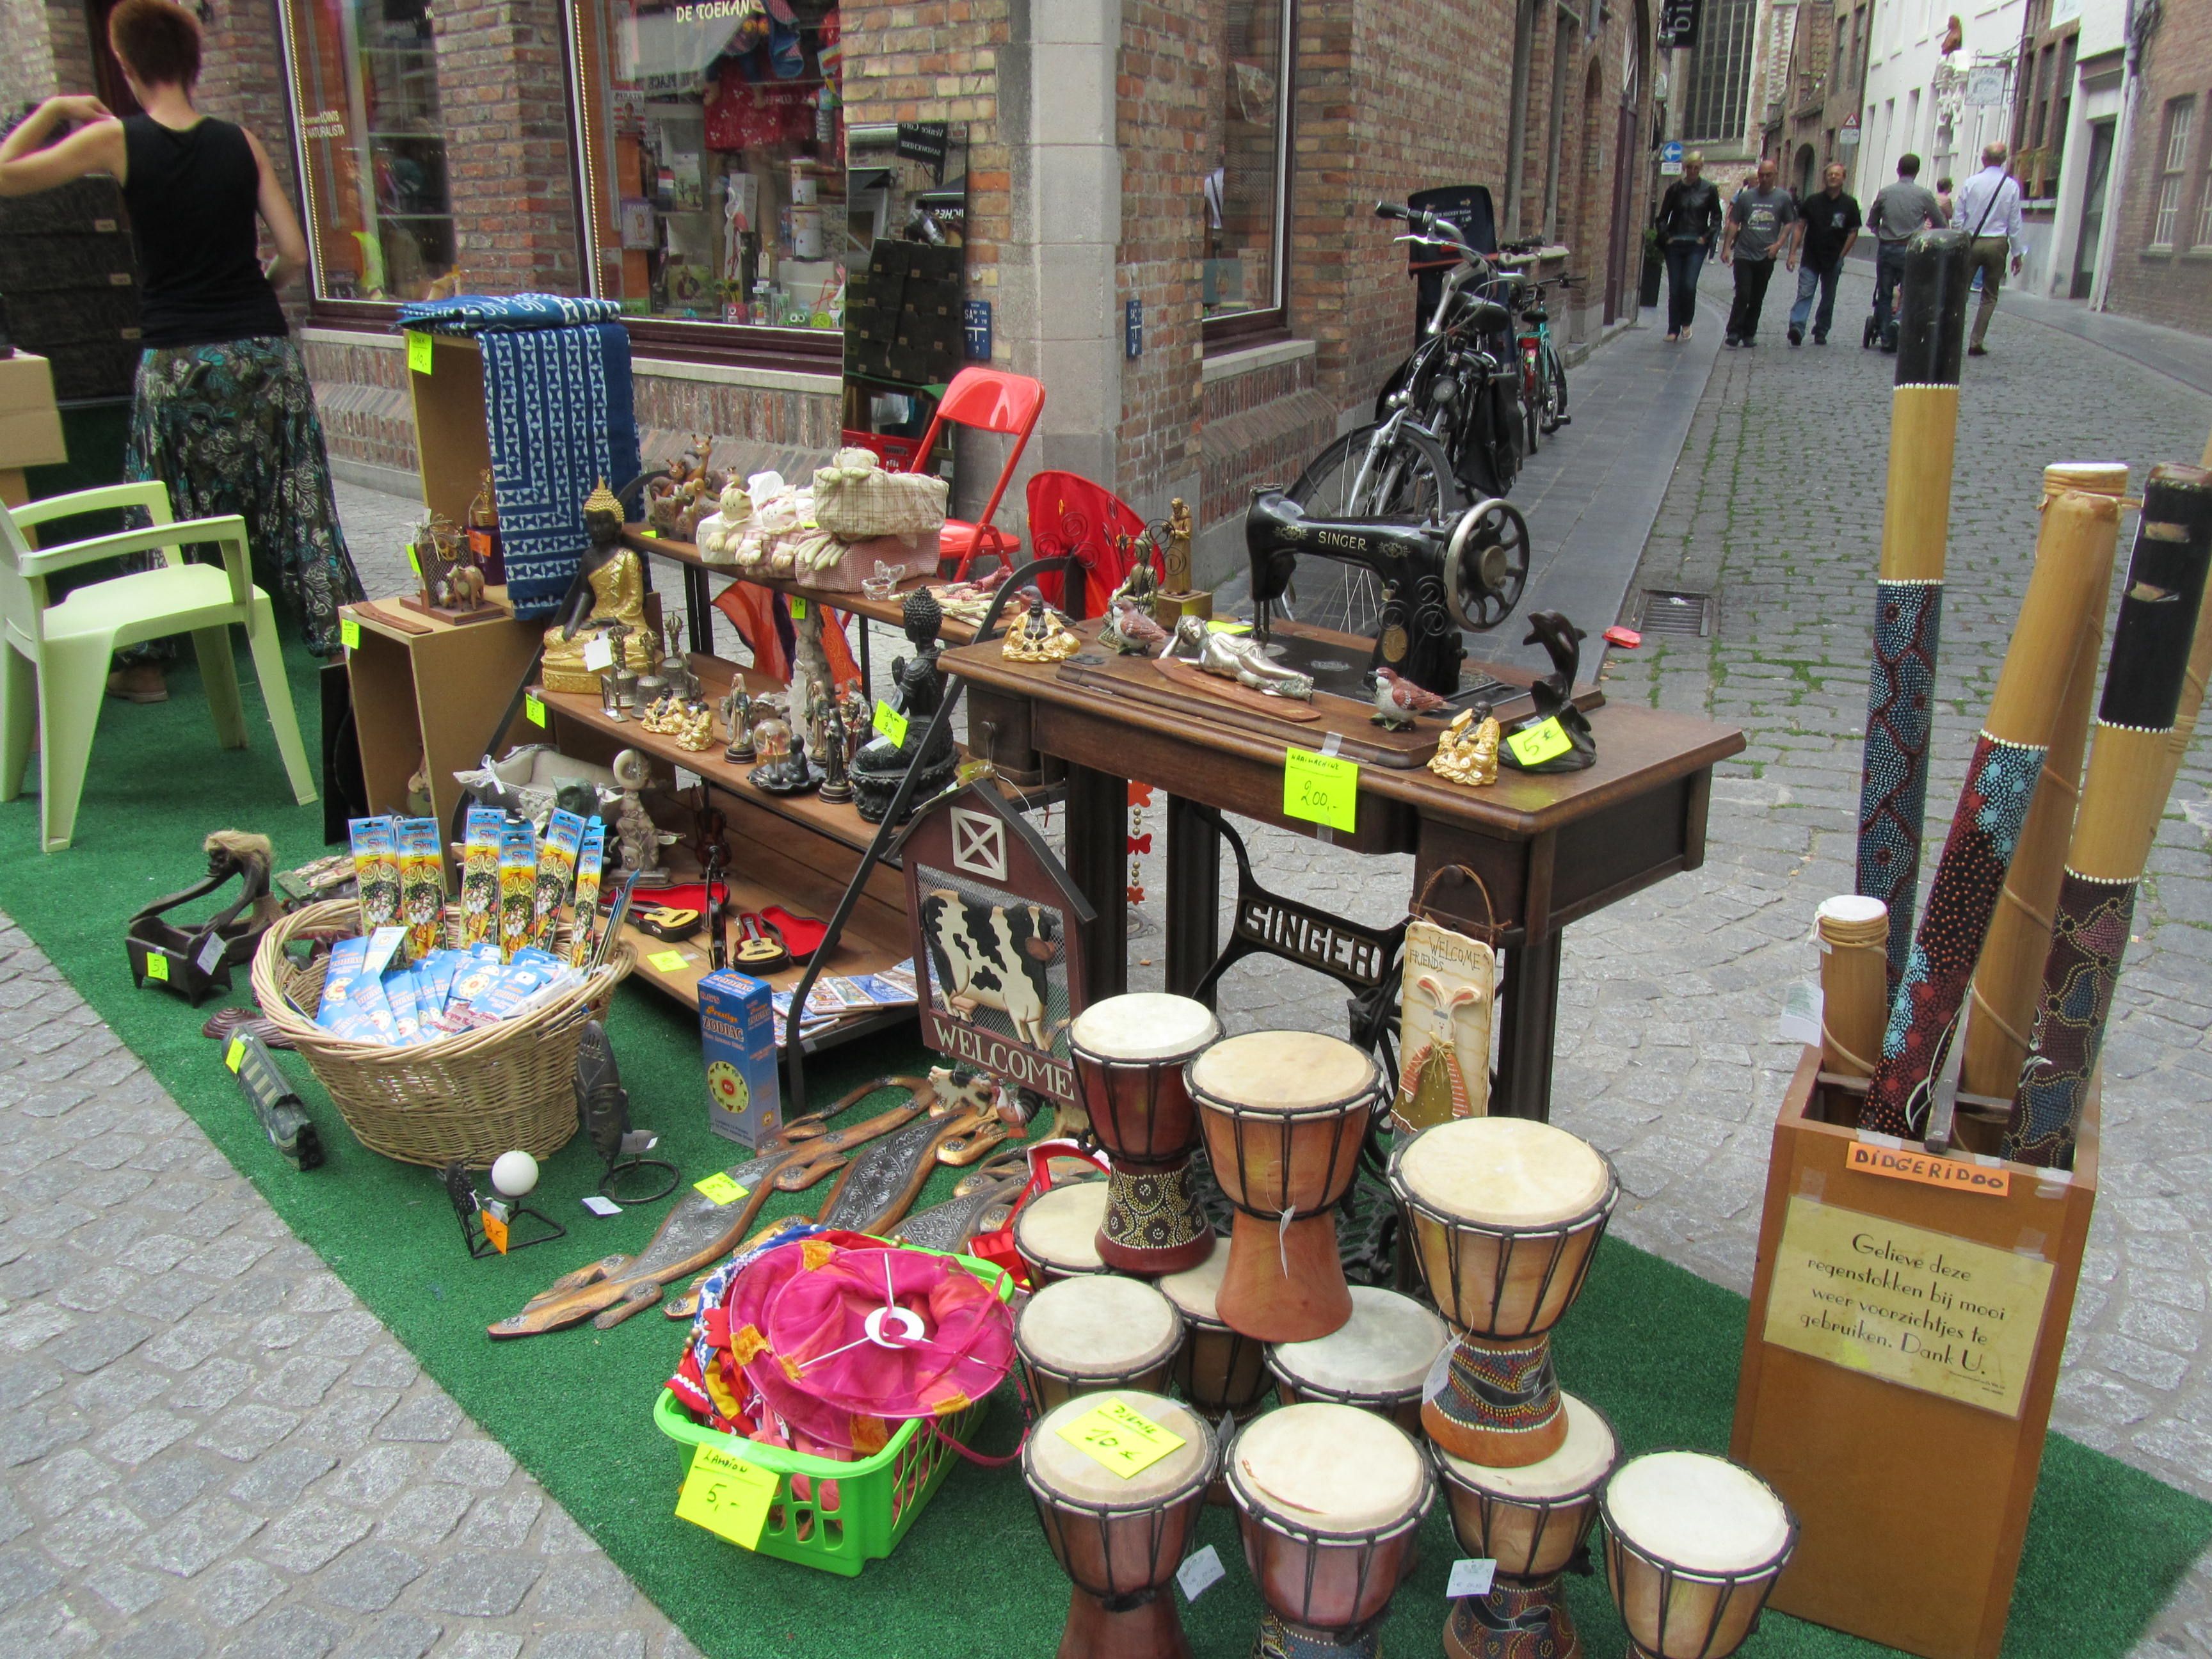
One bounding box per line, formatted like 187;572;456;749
892;783;1094;1109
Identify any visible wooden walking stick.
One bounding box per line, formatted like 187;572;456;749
1859;479;2126;1139
2005;464;2212;1167
1957;463;2130;1113
1855;229;1975;988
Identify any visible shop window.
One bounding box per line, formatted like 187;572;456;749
1203;0;1294;341
2151;96;2194;248
279;0;458;301
566;0;846;342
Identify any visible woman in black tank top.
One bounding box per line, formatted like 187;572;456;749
0;0;363;693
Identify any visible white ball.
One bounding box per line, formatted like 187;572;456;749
490;1150;540;1198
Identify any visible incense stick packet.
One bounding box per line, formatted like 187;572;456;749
349;817;401;934
533;810;586;949
397;817;447;959
340;975;400;1044
415;950;462;1015
497;822;538;963
568;822;606;967
316;936;371;1027
461;808;504;946
383;965;425;1045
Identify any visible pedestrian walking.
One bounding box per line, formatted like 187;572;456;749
1656;150;1722;342
1786;162;1860;345
1864;153;1943;351
1720;157;1796;347
1936;177;1956;223
1953;142;2025;357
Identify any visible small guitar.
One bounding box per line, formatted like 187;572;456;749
634;905;702;942
732;912;789;973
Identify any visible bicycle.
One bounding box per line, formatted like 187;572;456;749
1496;243;1575;453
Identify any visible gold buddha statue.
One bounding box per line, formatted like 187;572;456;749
541;479;655;694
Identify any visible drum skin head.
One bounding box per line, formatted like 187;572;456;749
1440;1392;1615;1500
1231;1402;1428;1535
1398;1118;1610;1226
1030;1390;1212;1503
1156;1235;1233;1322
1071;992;1221;1061
1190;1032;1379;1114
1020;1274;1183;1375
1268;1286;1449;1397
1605;1451;1792;1574
1016;1181;1111;1270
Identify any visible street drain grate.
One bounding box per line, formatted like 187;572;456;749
1637;589;1713;637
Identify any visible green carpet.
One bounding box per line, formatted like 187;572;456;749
3;638;2206;1659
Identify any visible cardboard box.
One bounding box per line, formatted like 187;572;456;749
700;968;783;1148
0;353;67;469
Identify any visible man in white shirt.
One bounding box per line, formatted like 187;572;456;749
1953;141;2024;357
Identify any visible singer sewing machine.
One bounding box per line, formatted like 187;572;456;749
1245;488;1532;698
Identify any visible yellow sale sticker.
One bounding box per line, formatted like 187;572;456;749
872;700;910;747
480;1208;510;1254
1505;717;1571;767
789;597;808;620
225;1038;245;1073
145;954;170;982
675;1443;779;1549
406;543;421;575
1056;1397;1187;1479
406;330;433;374
693;1172;748;1205
1283;748;1357;834
525;694;547;728
341;616;360;650
649;949;690;972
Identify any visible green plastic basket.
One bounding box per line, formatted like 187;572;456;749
653;1249;1015;1576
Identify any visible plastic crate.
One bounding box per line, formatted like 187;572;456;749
653;1248;1014;1576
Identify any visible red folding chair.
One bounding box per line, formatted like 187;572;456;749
905;368;1045;579
1024;471;1157;619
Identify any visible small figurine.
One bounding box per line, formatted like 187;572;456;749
640;692;684;735
1004;588;1082;662
1429;705;1502;787
675;700;716;752
542;480;655;694
1172;615;1315;700
1100;596;1169;657
819;698;854;803
749;719;823;796
613;751;676;885
1373;664;1450;728
1501;610;1598;773
720;685;755;762
1109;544;1160;611
851;589;959;824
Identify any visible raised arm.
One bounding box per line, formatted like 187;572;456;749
245;127;310;286
0;97;125;197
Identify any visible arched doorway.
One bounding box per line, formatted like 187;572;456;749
1571;58;1603;258
1795;143;1818;198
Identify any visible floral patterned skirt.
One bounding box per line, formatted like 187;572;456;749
123;334;364;658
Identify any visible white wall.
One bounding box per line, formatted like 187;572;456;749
1857;0;2026;201
2021;0;2126;296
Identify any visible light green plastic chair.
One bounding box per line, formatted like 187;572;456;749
1;482;316;851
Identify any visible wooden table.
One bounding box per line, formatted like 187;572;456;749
940;627;1745;1121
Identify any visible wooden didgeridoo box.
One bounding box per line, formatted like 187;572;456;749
1729;1047;2098;1659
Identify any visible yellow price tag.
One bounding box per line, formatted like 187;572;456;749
649;949;690;972
225;1038;245;1073
526;694;547;728
641;527;659;539
694;1172;748;1205
1055;1397;1187;1479
675;1443;779;1549
1283;748;1358;835
872;700;909;747
406;330;433;375
1505;717;1571;767
341;616;360;650
406;543;421;575
1205;618;1252;635
145;954;170;982
480;1208;510;1254
789;597;808;620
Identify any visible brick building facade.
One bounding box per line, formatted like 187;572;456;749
2099;0;2212;334
8;0;1662;585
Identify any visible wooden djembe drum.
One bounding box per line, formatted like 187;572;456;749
1189;1031;1381;1343
1264;1285;1450;1435
1070;993;1221;1274
1014;1179;1114;1286
1015;1274;1185;1413
1388;1117;1617;1465
1600;1452;1796;1659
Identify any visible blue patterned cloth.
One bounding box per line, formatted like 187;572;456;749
396;295;639;619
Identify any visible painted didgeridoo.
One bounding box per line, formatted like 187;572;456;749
1859;480;2126;1139
1855;228;1974;990
1957;463;2132;1112
2005;465;2212;1167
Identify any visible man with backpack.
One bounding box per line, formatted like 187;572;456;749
1953;142;2025;357
1865;154;1943;351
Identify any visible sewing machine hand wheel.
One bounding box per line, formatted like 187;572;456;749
1443;497;1530;632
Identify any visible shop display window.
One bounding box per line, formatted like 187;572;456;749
566;0;847;337
280;0;458;301
1205;0;1293;335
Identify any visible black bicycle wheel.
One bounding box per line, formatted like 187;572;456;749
1285;424;1468;640
1541;347;1568;433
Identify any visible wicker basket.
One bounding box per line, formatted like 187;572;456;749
249;899;635;1169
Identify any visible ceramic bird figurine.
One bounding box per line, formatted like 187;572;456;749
1373;666;1448;728
1100;598;1169;656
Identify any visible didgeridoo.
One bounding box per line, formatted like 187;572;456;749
1855;229;1973;988
1957;463;2131;1109
2005;465;2212;1167
1859;479;2126;1139
1816;895;1888;1078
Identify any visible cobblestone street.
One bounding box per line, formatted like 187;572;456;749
3;275;2211;1656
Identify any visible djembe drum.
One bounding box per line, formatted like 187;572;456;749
1228;1402;1434;1659
1158;1236;1273;1422
1190;1031;1381;1342
1265;1285;1450;1434
1016;1274;1185;1413
1389;1118;1617;1466
1071;993;1221;1274
1601;1452;1795;1659
1439;1393;1619;1659
1026;1389;1216;1659
1016;1180;1114;1286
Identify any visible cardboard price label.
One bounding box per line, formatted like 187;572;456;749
145;954;170;982
480;1207;511;1254
406;330;433;375
694;1172;748;1205
583;637;614;671
1505;717;1571;767
341;616;360;650
225;1038;246;1074
873;700;910;747
789;597;808;620
675;1443;780;1549
1283;748;1358;834
1055;1397;1186;1479
1847;1140;2010;1197
526;694;547;728
1447;1559;1498;1599
648;949;691;972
